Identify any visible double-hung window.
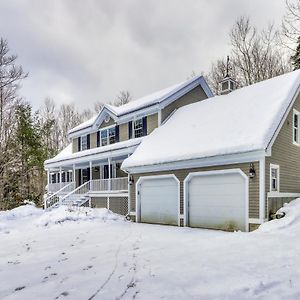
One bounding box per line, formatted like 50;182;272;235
108;127;116;144
81;135;88;151
293;109;300;145
270;164;280;192
99;126;116;146
133;118;143;138
101;130;108;146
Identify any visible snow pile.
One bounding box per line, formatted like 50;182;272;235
258;198;300;233
0;205;125;233
0;205;42;223
34;206;124;227
123;70;300;169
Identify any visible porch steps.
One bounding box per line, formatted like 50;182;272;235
60;194;90;207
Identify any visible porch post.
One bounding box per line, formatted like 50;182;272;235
108;157;111;190
89;161;93;191
59;167;62;189
47;169;50;186
73;164;76;184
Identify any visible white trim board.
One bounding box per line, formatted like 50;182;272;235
267;192;300;198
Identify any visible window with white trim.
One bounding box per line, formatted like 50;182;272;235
293;109;300;145
133;118;143;138
81;135;88;151
99;126;116;146
270;164;280;192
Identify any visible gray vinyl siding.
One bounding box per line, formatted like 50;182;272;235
265;91;300;217
99;117;115;129
147;113;158;135
161;86;208;123
130;162;260;220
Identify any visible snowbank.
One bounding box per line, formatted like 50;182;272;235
34;206;124;227
257;198;300;233
0;205;125;233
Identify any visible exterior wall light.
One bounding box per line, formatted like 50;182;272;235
249;163;256;178
129;175;134;185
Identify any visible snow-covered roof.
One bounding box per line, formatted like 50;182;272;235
44;138;143;167
122;70;300;170
68;115;98;134
68;75;212;135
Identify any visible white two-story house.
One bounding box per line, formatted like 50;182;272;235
44;76;213;215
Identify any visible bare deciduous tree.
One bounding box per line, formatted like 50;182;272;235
112;90;132;107
282;0;300;50
207;17;290;95
0;38;27;206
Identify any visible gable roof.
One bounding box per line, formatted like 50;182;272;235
122;70;300;170
68;75;213;136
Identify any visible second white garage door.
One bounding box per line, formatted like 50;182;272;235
186;170;247;231
138;176;179;226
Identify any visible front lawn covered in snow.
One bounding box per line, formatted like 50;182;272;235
1;202;300;300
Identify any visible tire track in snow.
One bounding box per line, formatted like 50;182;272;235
115;233;142;300
88;225;133;300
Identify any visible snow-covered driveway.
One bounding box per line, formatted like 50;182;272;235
0;204;300;300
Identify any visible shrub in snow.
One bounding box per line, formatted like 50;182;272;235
257;198;300;232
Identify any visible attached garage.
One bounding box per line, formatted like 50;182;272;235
136;175;179;226
184;169;248;231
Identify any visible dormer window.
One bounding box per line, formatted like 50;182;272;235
293;109;300;145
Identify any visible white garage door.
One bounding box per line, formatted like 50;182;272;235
139;176;178;226
188;171;247;231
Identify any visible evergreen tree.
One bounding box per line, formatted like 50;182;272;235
14;103;47;205
291;36;300;70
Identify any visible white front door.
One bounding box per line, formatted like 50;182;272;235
138;176;179;226
187;171;247;231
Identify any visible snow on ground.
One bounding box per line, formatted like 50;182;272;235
1;202;300;300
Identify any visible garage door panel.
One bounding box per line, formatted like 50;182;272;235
188;172;246;231
140;177;178;226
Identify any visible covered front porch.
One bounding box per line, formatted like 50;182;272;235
46;155;129;195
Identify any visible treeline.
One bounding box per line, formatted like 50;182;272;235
0;0;299;210
0;38;132;210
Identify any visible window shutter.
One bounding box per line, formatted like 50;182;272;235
87;134;90;149
115;125;119;142
128;121;132;139
142;116;147;136
97;131;100;147
78;169;82;186
78;137;81;151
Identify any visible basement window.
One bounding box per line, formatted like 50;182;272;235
270;164;280;192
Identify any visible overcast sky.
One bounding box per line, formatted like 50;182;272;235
0;0;286;111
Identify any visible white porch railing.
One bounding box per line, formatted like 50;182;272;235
91;177;128;192
47;182;72;193
44;182;75;210
60;181;91;206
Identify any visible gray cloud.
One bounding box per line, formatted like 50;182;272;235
0;0;286;111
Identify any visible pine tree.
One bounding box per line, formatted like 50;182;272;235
291;36;300;70
14;103;47;205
